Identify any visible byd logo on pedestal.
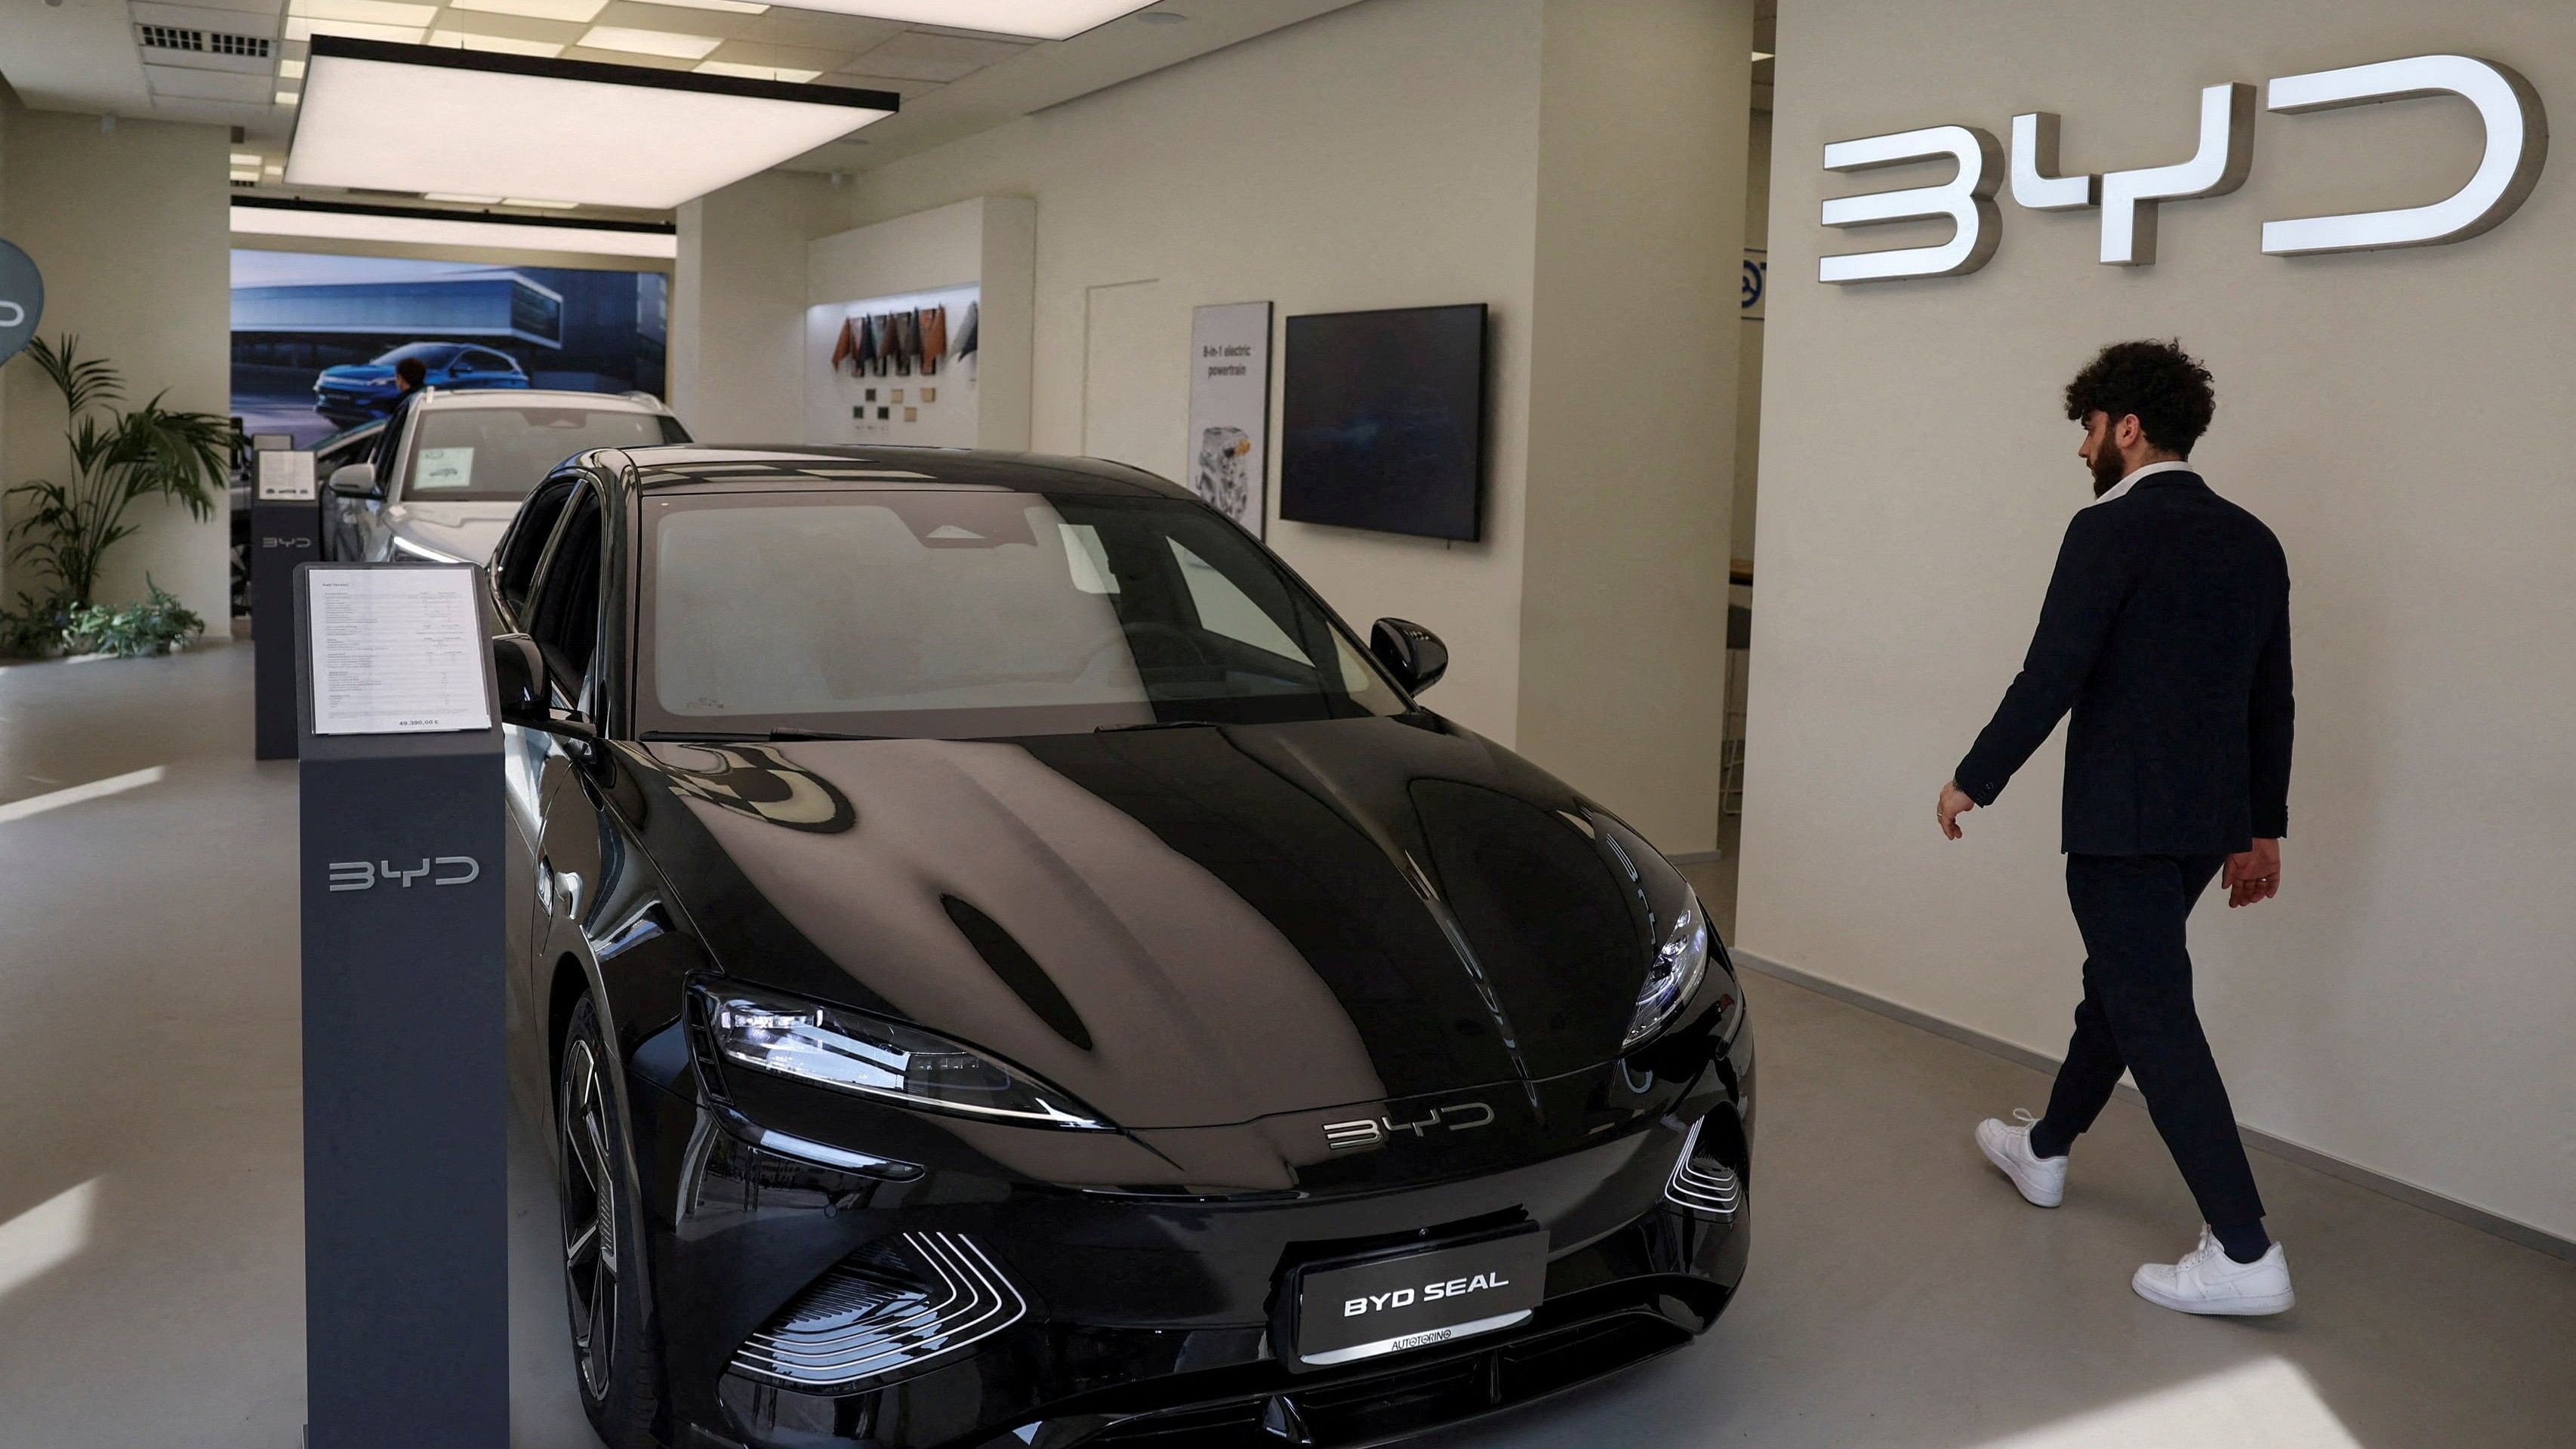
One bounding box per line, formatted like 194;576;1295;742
1817;53;2548;282
0;239;42;362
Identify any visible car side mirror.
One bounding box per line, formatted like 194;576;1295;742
492;634;549;725
327;462;382;500
1370;618;1448;695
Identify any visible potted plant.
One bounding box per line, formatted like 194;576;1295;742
3;335;228;657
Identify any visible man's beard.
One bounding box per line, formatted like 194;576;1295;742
2090;445;2128;496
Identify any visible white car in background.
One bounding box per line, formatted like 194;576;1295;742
325;387;689;564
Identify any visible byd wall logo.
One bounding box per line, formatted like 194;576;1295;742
1818;54;2547;282
0;239;42;365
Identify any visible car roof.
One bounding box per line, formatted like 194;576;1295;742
413;387;669;415
615;445;1192;501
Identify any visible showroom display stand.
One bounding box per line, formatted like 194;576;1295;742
294;563;509;1449
253;452;325;760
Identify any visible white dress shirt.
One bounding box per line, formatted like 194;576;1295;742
2088;458;2195;507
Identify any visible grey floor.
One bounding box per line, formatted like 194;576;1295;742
3;646;2571;1448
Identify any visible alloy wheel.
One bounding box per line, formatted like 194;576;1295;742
560;1035;620;1402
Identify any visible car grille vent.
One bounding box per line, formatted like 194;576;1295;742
728;1232;1025;1392
137;24;272;57
1664;1118;1741;1218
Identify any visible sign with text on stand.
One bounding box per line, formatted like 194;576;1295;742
295;562;507;1449
251;448;321;760
1186;301;1273;537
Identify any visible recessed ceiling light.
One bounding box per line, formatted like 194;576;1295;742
233;197;678;260
738;1;1154;42
231;168;261;182
578;25;723;60
447;0;608;21
424;192;505;202
696;60;819;83
276;89;301;104
279;57;308;78
428;29;566;57
285;37;898;209
1752;51;1774;61
231;151;261;165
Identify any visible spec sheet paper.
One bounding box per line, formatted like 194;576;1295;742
307;566;491;735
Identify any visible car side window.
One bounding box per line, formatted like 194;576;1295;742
526;488;605;704
496;478;578;624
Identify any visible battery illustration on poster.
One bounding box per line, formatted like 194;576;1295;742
1186;301;1273;537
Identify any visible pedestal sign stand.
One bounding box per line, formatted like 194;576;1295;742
253;447;322;760
295;562;507;1449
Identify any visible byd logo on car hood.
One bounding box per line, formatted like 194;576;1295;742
1819;53;2547;282
1322;1099;1496;1151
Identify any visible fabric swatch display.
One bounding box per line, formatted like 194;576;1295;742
830;317;858;374
892;311;917;376
855;314;877;375
869;314;893;378
918;306;947;376
954;301;978;361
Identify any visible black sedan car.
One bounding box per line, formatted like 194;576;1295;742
485;445;1754;1449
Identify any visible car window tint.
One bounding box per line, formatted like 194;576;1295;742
399;405;669;502
528;490;603;694
639;492;1404;738
498;479;578;621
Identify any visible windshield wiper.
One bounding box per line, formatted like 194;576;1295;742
639;729;893;742
1095;720;1222;733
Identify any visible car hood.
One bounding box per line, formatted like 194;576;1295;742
319;365;396;384
384;501;517;564
632;717;1663;1131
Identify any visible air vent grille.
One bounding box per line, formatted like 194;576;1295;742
137;24;271;58
1664;1118;1741;1218
729;1232;1024;1391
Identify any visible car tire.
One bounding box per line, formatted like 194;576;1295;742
557;995;662;1449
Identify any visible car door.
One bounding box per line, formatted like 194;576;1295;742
494;475;581;853
520;482;612;1007
355;402;414;562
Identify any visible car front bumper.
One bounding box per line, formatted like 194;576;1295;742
621;1016;1756;1449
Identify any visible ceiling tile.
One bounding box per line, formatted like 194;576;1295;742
859;28;1029;66
446;0;612;22
820;69;941;99
131;2;280;38
735;8;901;51
699;38;845;72
427;10;587;44
556;43;697;69
591;0;752;39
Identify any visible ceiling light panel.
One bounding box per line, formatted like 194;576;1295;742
288;0;438;23
448;0;609;21
747;1;1154;42
282;17;428;43
232;201;679;259
286;37;898;208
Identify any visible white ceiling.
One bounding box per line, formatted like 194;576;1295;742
0;0;1367;211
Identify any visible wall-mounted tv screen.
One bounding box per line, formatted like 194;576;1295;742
1279;303;1488;541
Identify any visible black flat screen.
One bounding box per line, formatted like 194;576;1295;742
1280;304;1488;541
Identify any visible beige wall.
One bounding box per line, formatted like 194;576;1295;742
1744;0;2576;1240
1;105;231;627
1516;0;1751;852
672;169;840;443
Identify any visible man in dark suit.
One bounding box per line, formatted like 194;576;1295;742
1936;339;2295;1317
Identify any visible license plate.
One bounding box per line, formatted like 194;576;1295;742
1292;1226;1548;1367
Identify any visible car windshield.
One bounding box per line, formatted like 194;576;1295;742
373;342;464;368
638;491;1407;738
399;405;682;501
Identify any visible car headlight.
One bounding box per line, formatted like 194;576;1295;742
1622;893;1710;1051
701;984;1111;1131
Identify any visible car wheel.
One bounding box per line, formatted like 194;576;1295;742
558;995;661;1449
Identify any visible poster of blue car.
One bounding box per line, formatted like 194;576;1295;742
230;250;669;447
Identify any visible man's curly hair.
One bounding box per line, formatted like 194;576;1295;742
2063;339;2215;458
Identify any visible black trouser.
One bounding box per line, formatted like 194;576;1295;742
2036;852;2266;1230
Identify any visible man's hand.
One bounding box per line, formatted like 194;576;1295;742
2225;839;2282;908
1937;782;1977;840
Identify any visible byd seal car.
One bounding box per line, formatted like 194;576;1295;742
484;445;1754;1449
313;340;528;423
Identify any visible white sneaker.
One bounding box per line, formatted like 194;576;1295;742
2132;1227;2295;1316
1976;1108;2067;1207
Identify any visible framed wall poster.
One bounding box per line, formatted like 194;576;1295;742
1185;301;1274;537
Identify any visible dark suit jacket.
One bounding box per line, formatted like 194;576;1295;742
1955;470;2293;856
